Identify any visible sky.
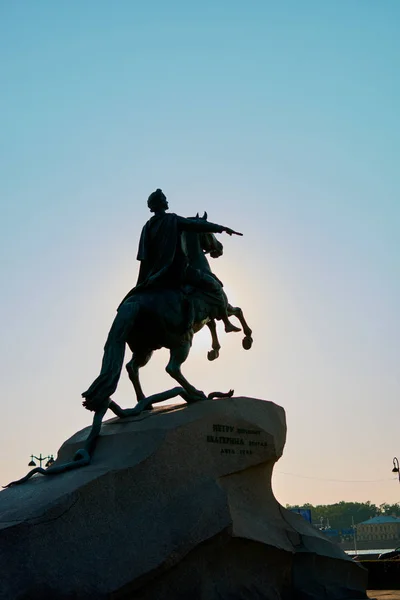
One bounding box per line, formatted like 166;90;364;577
0;1;399;509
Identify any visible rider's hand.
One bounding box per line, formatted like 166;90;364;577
223;227;243;236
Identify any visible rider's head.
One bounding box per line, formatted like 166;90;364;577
147;189;168;213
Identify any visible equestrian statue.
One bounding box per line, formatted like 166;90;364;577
5;189;253;486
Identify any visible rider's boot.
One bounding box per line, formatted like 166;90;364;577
222;314;241;333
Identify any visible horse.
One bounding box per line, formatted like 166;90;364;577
82;212;253;413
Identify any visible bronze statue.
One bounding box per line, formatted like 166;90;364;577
5;189;253;486
82;189;252;412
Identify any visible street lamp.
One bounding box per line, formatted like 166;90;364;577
392;457;399;482
28;454;55;468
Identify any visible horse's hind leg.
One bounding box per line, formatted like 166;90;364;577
227;304;253;350
166;342;206;401
126;350;153;404
206;319;221;361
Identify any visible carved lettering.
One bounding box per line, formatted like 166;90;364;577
213;424;235;433
207;435;245;445
207;424;267;456
248;440;268;447
236;428;261;435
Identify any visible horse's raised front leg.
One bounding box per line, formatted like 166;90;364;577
126;350;153;404
227;304;253;350
206;319;221;361
81;301;139;411
165;342;207;402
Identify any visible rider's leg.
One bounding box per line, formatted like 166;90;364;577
126;350;153;403
205;276;241;333
221;314;241;333
183;268;240;333
165;342;206;400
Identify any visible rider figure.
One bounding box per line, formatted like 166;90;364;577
120;189;241;333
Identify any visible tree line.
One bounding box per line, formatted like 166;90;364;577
286;502;400;531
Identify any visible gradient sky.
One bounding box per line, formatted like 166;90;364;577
1;1;399;508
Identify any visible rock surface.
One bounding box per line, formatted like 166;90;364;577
0;397;367;599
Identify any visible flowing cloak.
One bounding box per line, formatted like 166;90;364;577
119;212;224;307
137;212;181;287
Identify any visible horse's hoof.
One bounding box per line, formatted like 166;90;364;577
186;390;207;403
242;336;253;350
207;349;219;361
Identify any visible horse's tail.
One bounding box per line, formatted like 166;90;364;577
82;300;140;411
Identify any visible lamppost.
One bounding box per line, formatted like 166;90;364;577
28;454;55;468
351;516;358;555
392;457;399;483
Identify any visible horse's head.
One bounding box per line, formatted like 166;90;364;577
196;212;223;259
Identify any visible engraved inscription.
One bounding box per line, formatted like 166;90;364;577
206;423;268;456
213;424;235;433
207;435;245;445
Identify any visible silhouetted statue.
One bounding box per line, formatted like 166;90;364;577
81;189;252;412
4;190;253;486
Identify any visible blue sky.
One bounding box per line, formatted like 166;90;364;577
1;1;399;506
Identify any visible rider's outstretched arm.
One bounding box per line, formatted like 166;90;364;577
177;216;242;236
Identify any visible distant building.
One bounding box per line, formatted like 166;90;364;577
290;508;312;523
356;516;400;542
